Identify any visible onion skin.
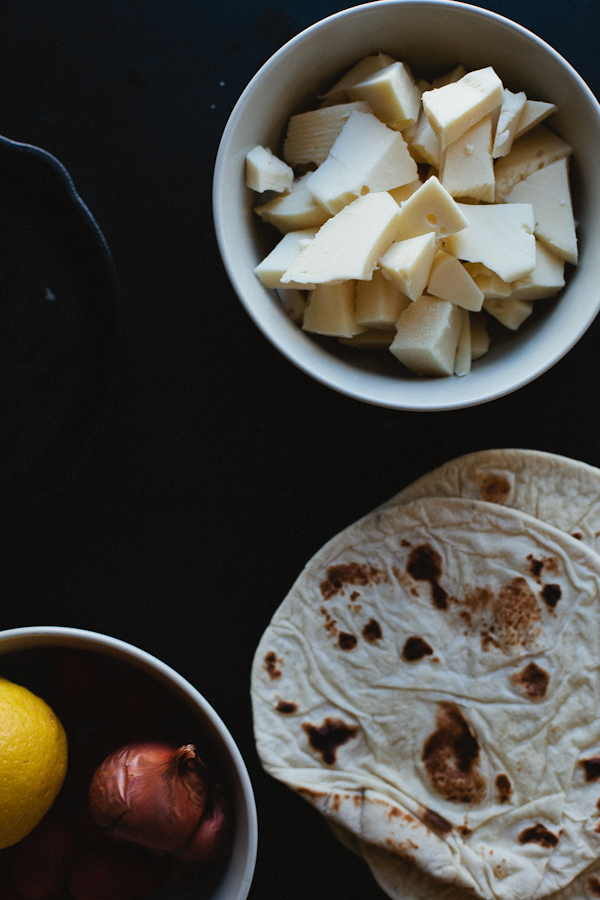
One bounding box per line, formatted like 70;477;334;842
89;742;207;853
174;784;229;863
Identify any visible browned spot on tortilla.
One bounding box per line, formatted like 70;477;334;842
331;793;342;812
588;877;600;897
422;703;485;804
385;838;417;862
464;586;494;613
513;661;549;699
402;636;433;661
338;632;357;651
474;471;510;504
541;584;561;609
302;717;358;765
276;700;297;714
362;618;382;643
400;538;411;547
495;773;512;803
422;807;453;834
572;532;584;541
406;544;448;610
353;794;362;806
350;591;360;601
595;821;600;834
493;577;541;649
581;758;600;782
458;824;472;837
296;786;328;800
518;823;558;848
481;631;500;651
320;562;388;600
321;606;338;637
527;554;544;579
264;651;282;679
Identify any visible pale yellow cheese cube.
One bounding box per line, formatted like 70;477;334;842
514;100;557;140
403;108;441;167
494;124;572;199
439;115;494;202
255;229;318;290
483;295;533;330
282;101;371;167
421;66;504;149
431;65;467;89
339;328;394;349
276;288;308;323
355;269;411;330
427;249;484;311
379;232;437;302
388;179;423;205
320;53;398;104
394;176;470;241
454;307;471;376
492;89;527;158
281;192;399;285
349;61;421;131
245;145;294;193
503;156;577;264
463;262;513;299
510;240;565;300
254;174;331;233
443;202;535;282
302;281;363;337
306;111;418;214
470;313;491;360
390;295;463;376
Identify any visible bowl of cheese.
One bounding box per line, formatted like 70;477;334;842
213;0;600;410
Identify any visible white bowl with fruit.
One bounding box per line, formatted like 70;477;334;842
0;626;257;900
213;0;600;410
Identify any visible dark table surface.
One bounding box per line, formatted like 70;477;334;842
0;0;598;897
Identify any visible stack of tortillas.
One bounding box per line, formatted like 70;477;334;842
252;450;600;900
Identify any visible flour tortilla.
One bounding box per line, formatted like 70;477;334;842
252;497;600;900
379;449;600;554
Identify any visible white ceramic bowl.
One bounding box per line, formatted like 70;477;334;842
214;0;600;410
0;626;257;900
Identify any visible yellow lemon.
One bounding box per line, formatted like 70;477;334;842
0;677;68;848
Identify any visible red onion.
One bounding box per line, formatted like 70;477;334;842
89;742;208;853
174;783;229;863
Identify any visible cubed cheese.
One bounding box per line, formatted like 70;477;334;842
306;111;418;214
494;124;572;199
320;53;398;104
390;295;463;376
443;202;535;282
349;61;421;131
514;100;557;140
492;89;527;158
281;191;399;285
483;295;533;330
389;179;423;205
394;176;470;241
245;145;294;193
431;65;467;89
403;108;442;167
355;269;411;330
282;101;372;167
454;307;471;376
421;66;504;149
302;281;363;337
509;240;565;300
276;288;308;323
339;328;394;349
427;249;484;311
255;174;331;233
463;262;513;299
470;313;491;360
379;232;437;301
255;229;318;290
439;114;494;202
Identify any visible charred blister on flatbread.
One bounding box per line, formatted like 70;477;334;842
264;651;283;680
406;544;449;610
420;806;453;835
302;716;359;765
581;758;600;782
541;583;562;609
473;471;511;504
588;877;600;897
402;636;433;661
320;562;389;600
276;699;298;714
527;553;559;581
320;605;338;637
513;661;549;699
572;531;584;541
493;577;542;650
337;632;357;651
518;823;559;848
362;618;382;643
495;773;513;804
422;703;486;804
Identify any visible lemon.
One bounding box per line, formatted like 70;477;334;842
0;677;68;849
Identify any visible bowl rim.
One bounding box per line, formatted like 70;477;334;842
213;0;600;411
0;625;258;900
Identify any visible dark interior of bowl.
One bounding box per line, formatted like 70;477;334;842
0;136;121;530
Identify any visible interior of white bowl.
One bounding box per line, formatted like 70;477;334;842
0;626;257;900
214;0;600;410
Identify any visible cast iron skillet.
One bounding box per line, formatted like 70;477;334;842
0;135;121;530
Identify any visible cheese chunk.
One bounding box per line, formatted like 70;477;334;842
303;281;363;337
427;249;484;311
470;313;491;360
483;295;533;330
389;179;422;205
510;240;565;300
443;202;535;282
394;176;470;241
320;53;397;104
403;108;441;167
492;89;527;158
503;156;577;264
349;61;421;130
514;100;557;140
454;307;471;376
379;232;437;301
255;174;331;233
431;65;467;89
245;145;293;193
282;101;372;167
463;262;513;299
276;288;307;323
255;229;318;290
355;269;411;331
339;328;394;349
306;111;418;214
422;66;504;149
390;295;462;376
494;124;572;199
281;192;399;285
440;114;494;202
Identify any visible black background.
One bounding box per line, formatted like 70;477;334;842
0;0;598;897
